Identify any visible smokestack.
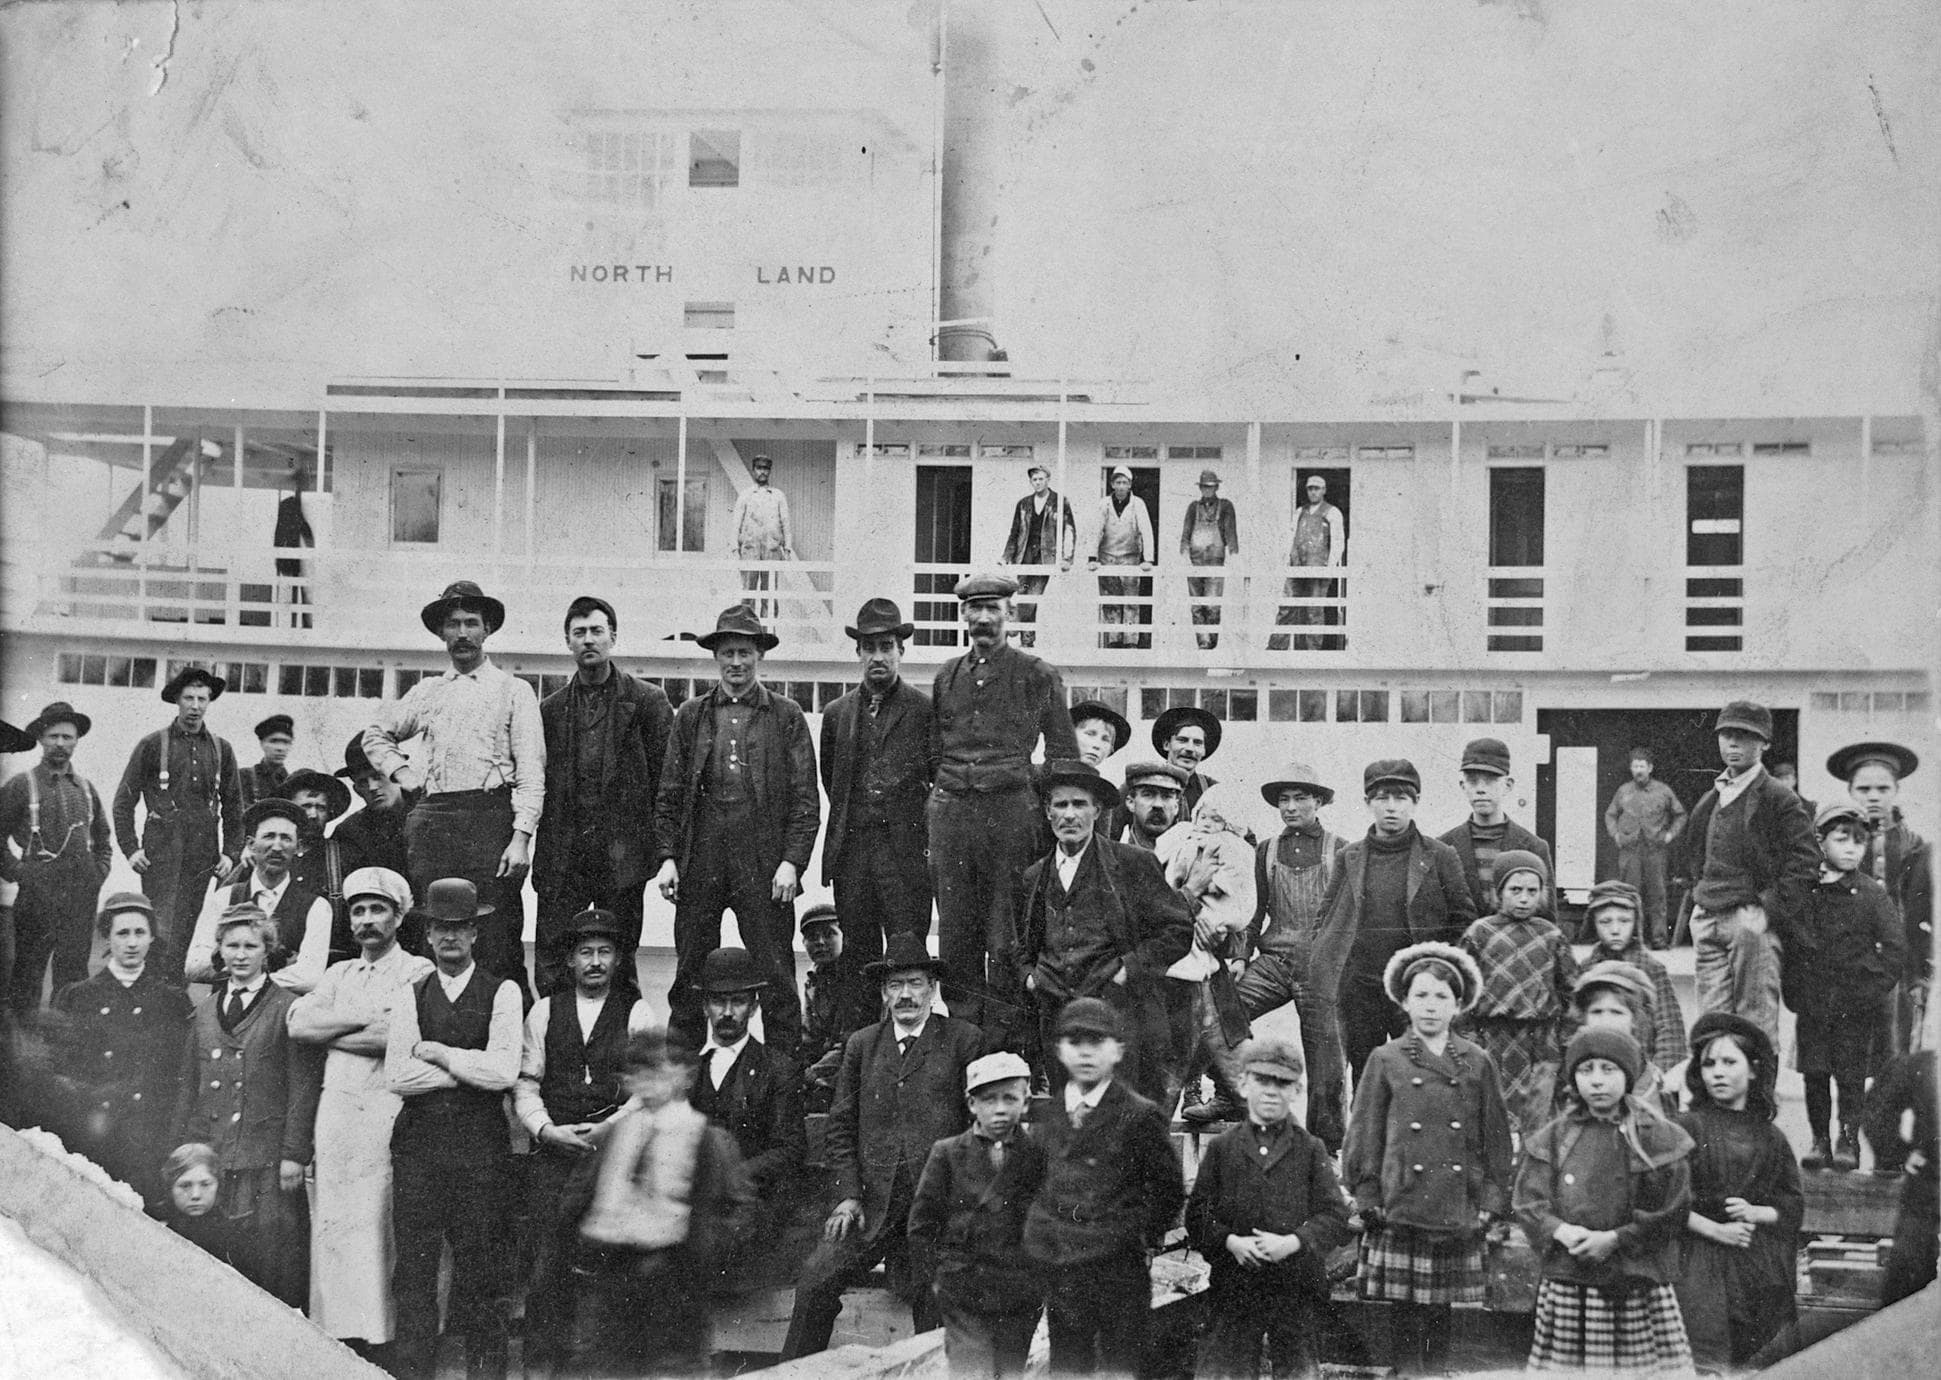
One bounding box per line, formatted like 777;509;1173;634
937;1;1000;363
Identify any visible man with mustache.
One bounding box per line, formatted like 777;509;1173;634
365;580;544;1000
780;933;986;1361
510;907;649;1371
288;867;433;1358
184;797;333;996
283;766;358;964
112;665;245;973
687;946;804;1220
819;598;933;964
0;700;112;1012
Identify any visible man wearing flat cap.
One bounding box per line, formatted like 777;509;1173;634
1830;740;1932;1054
1678;700;1818;1048
113;665;245;973
654;604;820;1058
797;903;882;1111
780;932;986;1361
0;701;112;1012
242;714;295;812
185;796;333;995
533;594;672;1000
928;573;1079;1040
1087;465;1155;649
1180;468;1239;650
999;461;1076;647
365;580;544;999
820;598;934;965
1014;761;1194;1105
511;906;650;1369
1438;736;1553;920
1119;760;1188;850
1603;747;1687;949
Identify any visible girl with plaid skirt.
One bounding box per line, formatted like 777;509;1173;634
1343;942;1513;1376
1458;849;1578;1137
1517;1027;1695;1375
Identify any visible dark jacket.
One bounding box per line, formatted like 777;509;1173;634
1869;813;1934;980
52;966;193;1188
818;678;934;885
535;671;673;893
1516;1103;1694;1288
653;682;820;876
930;645;1079;795
1186;1118;1350;1300
1864;1049;1937;1186
1309;827;1477;1027
173;982;322;1170
689;1036;805;1197
1680;770;1819;943
908;1127;1048;1314
1013;838;1195;1000
826;1014;987;1242
802;953;882;1074
1785;869;1905;1015
1342;1033;1514;1233
1000;488;1077;567
1437;816;1554;918
1023;1079;1184;1268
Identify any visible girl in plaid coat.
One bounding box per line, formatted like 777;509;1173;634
1342;941;1513;1376
1458;849;1578;1136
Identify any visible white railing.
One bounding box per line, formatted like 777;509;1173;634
1484;566;1546;653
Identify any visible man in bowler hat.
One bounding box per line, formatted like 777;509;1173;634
689;946;805;1212
0;701;112;1011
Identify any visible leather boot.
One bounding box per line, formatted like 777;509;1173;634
1801;1134;1832;1171
1183;1064;1242;1125
1833;1125;1861;1172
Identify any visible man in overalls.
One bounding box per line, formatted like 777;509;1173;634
1178;469;1239;650
0;701;112;1012
1271;474;1345;651
112;667;244;974
1087;466;1155;650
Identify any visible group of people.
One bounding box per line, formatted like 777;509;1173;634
0;568;1934;1377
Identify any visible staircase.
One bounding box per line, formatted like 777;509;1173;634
86;435;199;552
45;436;229;622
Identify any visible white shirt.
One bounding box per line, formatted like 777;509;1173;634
1064;1078;1112;1117
701;1031;752;1090
385;963;524;1097
512;993;652;1134
225;973;268;1002
364;657;546;835
1055;842;1090;892
182;873;332;996
251;871;291;916
1714;761;1765;812
289;945;437;1094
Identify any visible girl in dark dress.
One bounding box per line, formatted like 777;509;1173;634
1674;1013;1802;1372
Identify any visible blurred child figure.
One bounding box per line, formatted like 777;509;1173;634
1584;880;1689;1076
1674;1013;1802;1372
1186;1036;1349;1380
1863;1037;1938;1304
1343;942;1512;1377
162;1141;235;1267
1157;785;1257;1119
1518;1028;1694;1375
1458;850;1578;1135
1569;961;1677;1117
1788;803;1905;1171
908;1052;1047;1380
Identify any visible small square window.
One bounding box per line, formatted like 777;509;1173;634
132;658;158;689
1227;689;1258;722
1463;691;1494;723
1400;691;1430;724
304;665;331;697
689;129;740;187
57;653;83;684
1141;687;1170;721
1874;692;1905;712
1199;689;1228;720
1169;686;1196;710
1360;690;1389;723
1907;692;1932;713
107;656;133;688
278;665;303;695
1493;691;1523;724
1809;691;1840;711
80;655;107;686
1336;690;1361;724
334;667;359;697
1268;690;1301;722
358;668;384;699
1430;691;1460;723
1840;692;1870;712
1298;690;1328;723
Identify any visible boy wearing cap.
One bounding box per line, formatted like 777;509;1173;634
908;1051;1047;1380
1602;748;1686;948
798;903;881;1111
184;797;333;996
1789;803;1905;1171
1831;740;1932;1056
999;463;1077;647
1186;1037;1350;1380
1584;880;1688;1075
1680;700;1819;1048
1458;850;1579;1136
242;714;295;811
1439;737;1553;921
1024;997;1184;1377
0;700;112;1012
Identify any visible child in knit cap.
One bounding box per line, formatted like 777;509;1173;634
1584;880;1688;1074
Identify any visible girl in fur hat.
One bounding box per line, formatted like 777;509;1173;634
1341;941;1513;1376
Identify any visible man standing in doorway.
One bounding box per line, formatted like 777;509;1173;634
364;580;544;1000
533;595;671;998
1271;474;1345;651
654;605;820;1058
113;666;244;972
1179;470;1239;650
1603;747;1687;949
820;598;934;965
732;453;795;621
928;574;1080;1043
999;462;1076;647
1087;466;1155;650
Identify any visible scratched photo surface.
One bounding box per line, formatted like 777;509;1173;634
1;1;1936;1374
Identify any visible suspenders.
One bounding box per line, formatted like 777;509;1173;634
26;764;95;861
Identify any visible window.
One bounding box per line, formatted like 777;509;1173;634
1067;686;1129;716
1167;446;1223;461
1399;690;1462;724
1266;689;1328;723
683;301;735;330
391;469;441;545
657;476;708;553
1686;465;1744;566
1356;445;1413;461
70;655;159;689
582;128;675;207
1488;468;1545;567
396;668;431;697
165;660;266;693
1335;689;1389;724
689;130;740;187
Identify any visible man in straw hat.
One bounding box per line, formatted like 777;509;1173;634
364;579;543;1000
780;932;985;1361
928;572;1079;1042
654;604;820;1058
0;700;111;1011
113;665;244;971
820;598;934;964
1180;468;1239;649
1830;738;1932;1055
998;460;1076;647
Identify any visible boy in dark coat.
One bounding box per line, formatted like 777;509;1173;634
908;1051;1047;1380
1023;997;1185;1377
1437;737;1554;919
1186;1036;1350;1379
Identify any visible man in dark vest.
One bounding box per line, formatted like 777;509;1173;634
688;946;805;1212
534;595;672;999
242;714;294;811
283;767;358;964
184;797;332;995
386;879;523;1380
819;598;934;964
997;461;1076;647
112;665;245;972
511;907;647;1372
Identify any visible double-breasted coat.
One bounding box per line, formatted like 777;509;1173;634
173;981;322;1171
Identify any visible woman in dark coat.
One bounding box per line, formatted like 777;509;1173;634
52;892;191;1212
1674;1013;1802;1372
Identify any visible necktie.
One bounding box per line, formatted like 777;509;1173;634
700;1048;718;1090
988;1138;1006;1171
898;1036;913;1060
868;694;882;720
225;988;247;1026
1069;1101;1088;1130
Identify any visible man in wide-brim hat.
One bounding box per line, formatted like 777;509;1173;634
112;667;245;973
1152;704;1223;817
1179;466;1239;649
0;699;113;1011
185;796;334;995
654;603;818;1059
820;598;933;967
281;766;359;962
365;578;540;999
1829;739;1931;1062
